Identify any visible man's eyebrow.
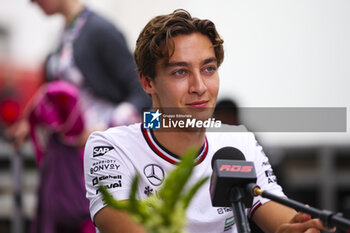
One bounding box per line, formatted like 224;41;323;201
166;61;188;67
202;57;217;65
165;57;217;68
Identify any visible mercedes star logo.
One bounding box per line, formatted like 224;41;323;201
143;164;165;186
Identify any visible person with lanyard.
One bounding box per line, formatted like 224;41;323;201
84;9;336;233
5;0;151;233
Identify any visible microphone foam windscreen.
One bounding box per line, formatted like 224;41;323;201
211;147;246;169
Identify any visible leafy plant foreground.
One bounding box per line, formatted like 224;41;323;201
99;148;209;233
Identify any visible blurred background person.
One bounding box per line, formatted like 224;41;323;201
214;98;240;125
4;0;151;233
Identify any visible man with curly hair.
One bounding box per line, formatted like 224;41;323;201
84;9;334;233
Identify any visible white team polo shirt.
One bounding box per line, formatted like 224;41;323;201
84;123;285;233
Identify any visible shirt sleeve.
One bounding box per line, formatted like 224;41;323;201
84;130;135;220
245;133;286;218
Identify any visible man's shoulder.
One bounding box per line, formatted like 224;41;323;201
84;10;124;38
86;123;146;163
89;123;142;144
207;124;253;140
105;123;141;137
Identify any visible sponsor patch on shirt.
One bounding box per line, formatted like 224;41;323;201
93;146;114;157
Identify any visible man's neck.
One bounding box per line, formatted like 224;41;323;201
152;128;206;157
61;0;84;26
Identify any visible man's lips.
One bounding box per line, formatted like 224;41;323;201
186;100;209;108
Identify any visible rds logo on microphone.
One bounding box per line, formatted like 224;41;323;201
219;164;253;173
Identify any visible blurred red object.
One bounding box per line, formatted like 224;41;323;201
0;61;43;126
0;98;21;124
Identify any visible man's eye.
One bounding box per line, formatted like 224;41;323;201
173;69;186;76
204;66;217;72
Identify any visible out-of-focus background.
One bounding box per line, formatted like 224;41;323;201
0;0;349;232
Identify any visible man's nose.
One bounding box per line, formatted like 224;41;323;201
189;72;207;96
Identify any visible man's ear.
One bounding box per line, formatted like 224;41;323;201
139;72;156;94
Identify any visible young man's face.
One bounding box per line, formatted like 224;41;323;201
143;33;220;121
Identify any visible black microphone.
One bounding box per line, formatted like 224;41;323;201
210;147;350;232
210;147;257;233
249;184;350;231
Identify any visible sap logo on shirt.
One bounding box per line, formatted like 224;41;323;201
93;146;113;157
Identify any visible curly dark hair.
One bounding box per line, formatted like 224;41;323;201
134;9;224;79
